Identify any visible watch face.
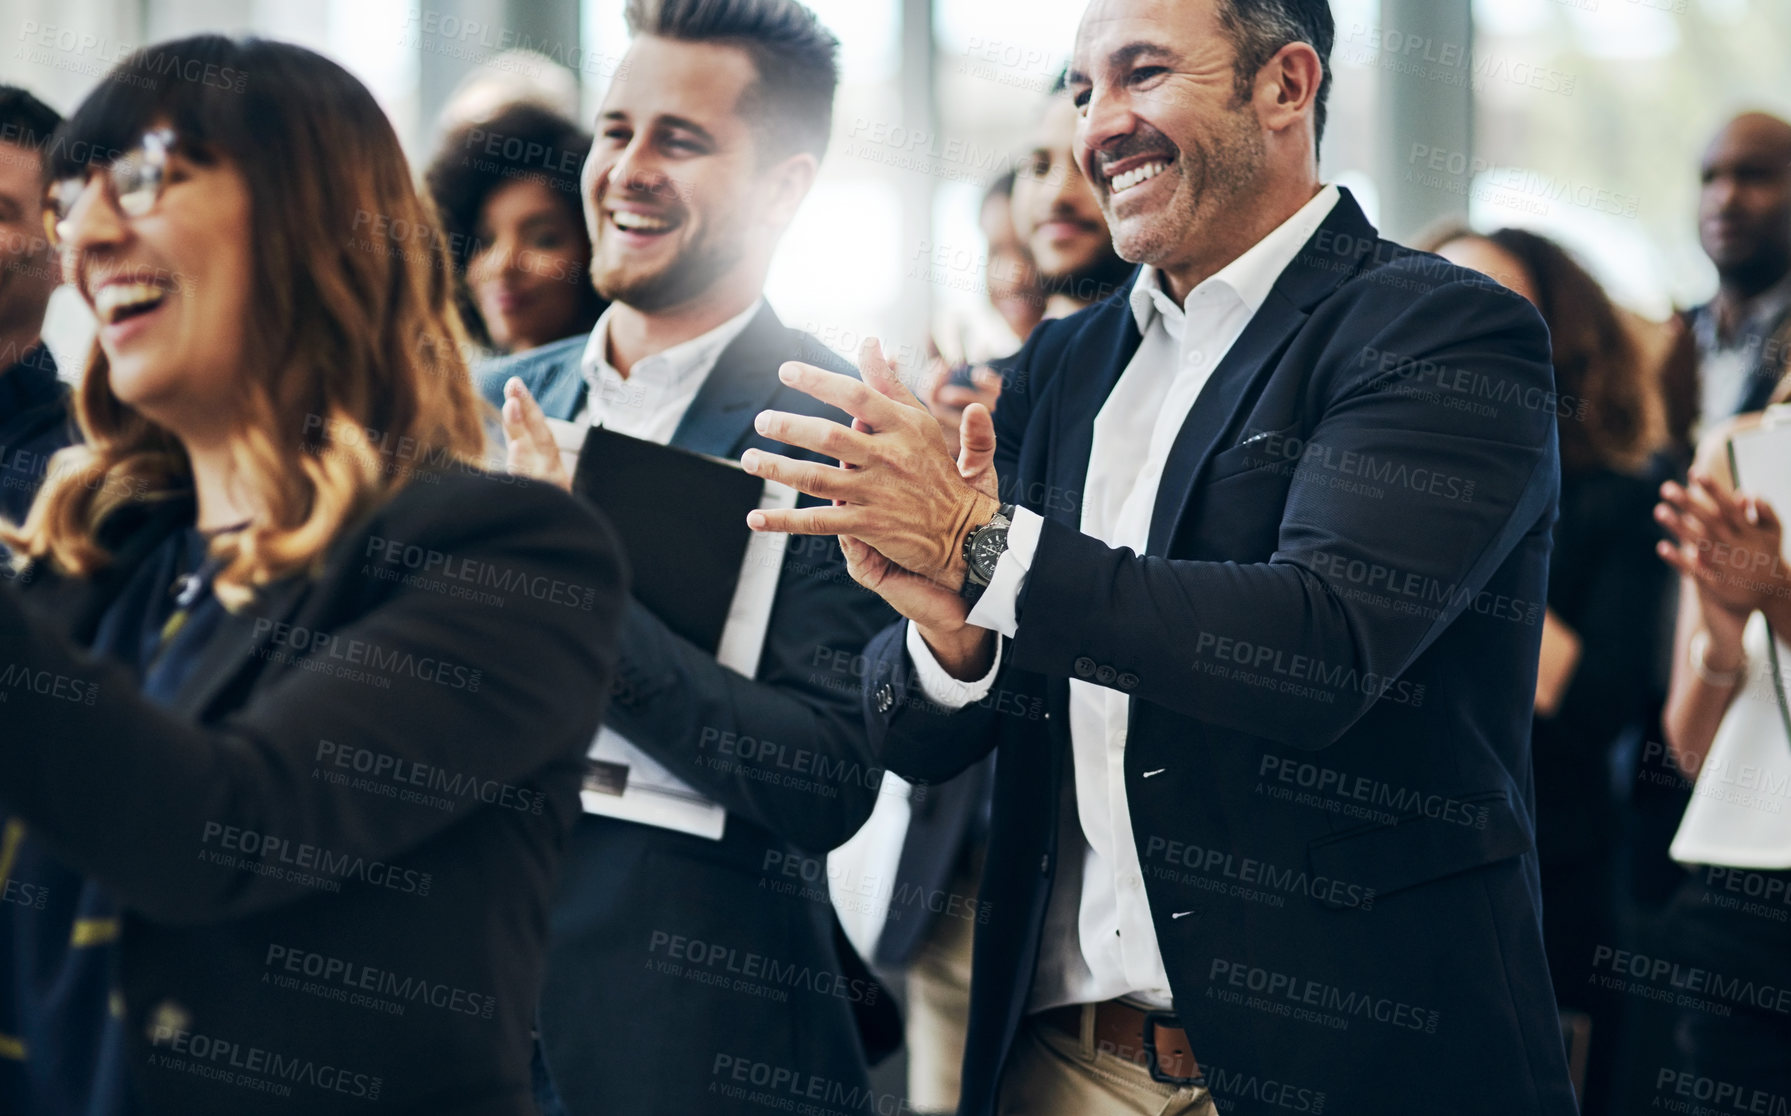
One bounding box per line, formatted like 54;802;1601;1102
970;527;1008;579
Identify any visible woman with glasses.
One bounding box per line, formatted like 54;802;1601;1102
0;35;625;1115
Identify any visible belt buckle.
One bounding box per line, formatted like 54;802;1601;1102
1141;1010;1204;1087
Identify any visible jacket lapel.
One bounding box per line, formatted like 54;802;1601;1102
533;343;589;421
670;303;794;460
1146;190;1381;554
1047;285;1144;530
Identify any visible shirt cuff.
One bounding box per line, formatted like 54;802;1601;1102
965;506;1043;638
904;620;1004;710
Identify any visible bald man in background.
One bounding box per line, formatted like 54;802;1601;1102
1689;112;1791;428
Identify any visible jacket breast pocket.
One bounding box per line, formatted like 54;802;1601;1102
1303;788;1533;911
1203;426;1300;486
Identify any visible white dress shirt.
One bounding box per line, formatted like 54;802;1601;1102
905;185;1341;1010
570;297;765;438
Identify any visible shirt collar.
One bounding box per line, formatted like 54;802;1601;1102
1129;183;1342;335
1697;271;1791;352
580;296;765;394
1736;271;1791;341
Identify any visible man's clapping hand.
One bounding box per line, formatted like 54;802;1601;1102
745;338;1002;678
837;391;999;634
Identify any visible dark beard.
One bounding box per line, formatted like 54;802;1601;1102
1100;107;1266;270
1039;248;1138;309
596;234;745;313
1717;247;1791;301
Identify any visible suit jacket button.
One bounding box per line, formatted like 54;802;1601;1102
874;684;895;714
147;999;190;1042
1118;672;1140;691
1040;854;1051;874
1095;664;1117;685
1074;657;1097;679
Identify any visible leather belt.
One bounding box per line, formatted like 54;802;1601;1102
1040;1000;1203;1086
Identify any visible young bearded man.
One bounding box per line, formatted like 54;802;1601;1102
482;1;898;1112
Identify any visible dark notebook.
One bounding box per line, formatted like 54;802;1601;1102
572;425;765;655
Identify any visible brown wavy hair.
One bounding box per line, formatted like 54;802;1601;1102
5;36;487;605
1421;225;1667;475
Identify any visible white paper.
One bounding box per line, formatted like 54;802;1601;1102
1728;407;1791;511
717;478;797;679
544;416;588;482
564;417;800;840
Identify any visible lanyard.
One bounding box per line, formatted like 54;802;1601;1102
157;554;228;649
151;522;248;660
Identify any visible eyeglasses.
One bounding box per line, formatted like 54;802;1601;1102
45;128;178;249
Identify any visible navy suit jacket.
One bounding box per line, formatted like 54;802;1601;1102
0;346;75;526
476;303;901;1116
861;191;1578;1115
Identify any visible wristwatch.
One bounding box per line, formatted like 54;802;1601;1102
960;503;1015;604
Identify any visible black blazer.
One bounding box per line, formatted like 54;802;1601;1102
476;303;900;1116
861;191;1579;1115
0;467;626;1114
1533;466;1672;863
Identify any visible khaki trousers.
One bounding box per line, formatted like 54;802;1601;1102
903;860;981;1113
994;1009;1217;1116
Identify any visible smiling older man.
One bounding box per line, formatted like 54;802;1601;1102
743;0;1577;1113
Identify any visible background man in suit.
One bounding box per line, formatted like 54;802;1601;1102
0;86;73;525
480;1;898;1112
923;78;1131;452
1688;112;1791;427
745;0;1577;1112
1012;75;1134;321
